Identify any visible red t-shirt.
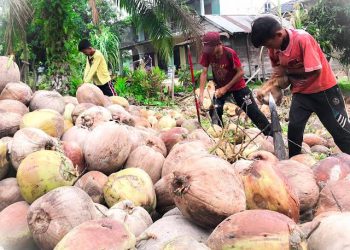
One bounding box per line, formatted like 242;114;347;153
269;29;336;94
200;47;246;92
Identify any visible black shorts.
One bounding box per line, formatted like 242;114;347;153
97;81;117;96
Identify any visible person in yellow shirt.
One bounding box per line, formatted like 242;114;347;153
78;39;117;96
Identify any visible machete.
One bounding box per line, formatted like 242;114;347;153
187;45;201;124
269;93;287;160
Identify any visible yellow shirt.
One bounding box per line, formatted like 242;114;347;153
83;50;111;86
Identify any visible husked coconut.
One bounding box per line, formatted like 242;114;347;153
71;103;95;124
63;103;75;122
17;150;80;203
136;215;210;250
103;168;156;212
0;141;9;179
158;116;176;131
0;110;22;138
74;171;108;204
61;141;85;173
0;178;24;211
0;99;29;116
63;96;78;105
241;160;300;222
107;104;135;126
0;82;32;104
54;218;136;250
163;207;182;217
61;126;90;149
125;145;165;183
27;186;98;250
155;175;174;214
303;133;328;147
290;154;317;167
232;159;253;175
0;201;37;250
10;128;58;170
170;155;246;228
29;90;65;114
207;210;306;250
84;122;131;174
277;160;319;212
160;127;189;152
20;109;64;138
0;56;20;93
76;83;110;106
75;106;112;130
187;129;215;149
106;200;152;237
110;96;129;110
163;236;210;250
247;150;278;162
181;119;201;132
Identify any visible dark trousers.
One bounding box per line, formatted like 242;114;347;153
209;87;272;136
288;85;350;157
97;81;117;96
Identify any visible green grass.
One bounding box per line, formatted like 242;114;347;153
338;79;350;92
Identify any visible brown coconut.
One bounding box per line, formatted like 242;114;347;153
0;99;29;116
181;119;201;132
277;160;319;212
303;133;328;147
170;155;246;228
76;83;109;106
125;145;165;183
241;160;300;222
75;106;112;130
0;201;37;250
63;96;78;105
61;126;90;149
0;140;9;180
20;109;64;138
27;186;98;250
71;103;95;124
107;104;135;126
74;171;108;204
160;127;189;153
0;178;24;211
110;96;129;110
0;56;20;93
155;175;175;214
187;129;215;149
247;150;278;162
313;155;350;188
162;140;209;177
54;218;136;250
29;90;65;114
84;122;131;174
232;159;253;175
290;154;317;167
163;236;210;250
315;179;350;216
10;128;58;170
0;110;22;138
61;141;85;173
0;82;33;105
63;103;75;122
207;210;306;250
134;116;151;128
136;215;210;250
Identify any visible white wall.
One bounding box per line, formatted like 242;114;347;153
219;0;288;15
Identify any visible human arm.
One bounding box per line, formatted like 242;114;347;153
199;67;208;105
83;54;102;83
216;66;244;98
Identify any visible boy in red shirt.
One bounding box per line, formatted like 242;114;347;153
199;32;272;136
251;16;350;157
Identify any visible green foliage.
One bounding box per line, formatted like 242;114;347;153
307;0;350;65
338;79;350;92
177;66;202;92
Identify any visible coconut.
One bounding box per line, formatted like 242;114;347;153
107;104;135;126
0;82;32;104
0;201;37;250
163;236;210;250
134;116;151;128
303;133;328;147
313;155;350;188
0;99;29;116
232;159;253;175
307;212;350;250
29;90;65;114
158;116;176;131
94;203;109;217
61;126;90;149
207;124;223;138
10;128;58;170
54;218;135;250
136;215;210;250
125;145;165;183
20;109;64;138
74;171;108;204
110;96;129;110
290;154;317;167
63;119;73;133
17;150;80;203
207;210;306;250
106;200;153;237
155;175;175;214
162;140;209;177
75;106;112;130
76;83;109;106
63;103;75;122
0;141;9;179
103;168;156;212
71;103;95;124
62;96;78;105
163;207;182;217
277;160;319;212
27;186;98;250
61;141;85;173
187;129;215;149
84;122;131;174
247;150;278;162
0;110;22;138
0;56;20;93
241;160;300;222
315;179;350;215
170;156;246;228
160;127;189;153
0;178;24;211
311;145;331;155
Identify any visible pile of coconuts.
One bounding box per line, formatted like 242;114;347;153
2;56;350;249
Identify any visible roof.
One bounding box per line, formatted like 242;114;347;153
203;14;292;34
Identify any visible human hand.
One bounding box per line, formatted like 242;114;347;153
215;87;227;98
